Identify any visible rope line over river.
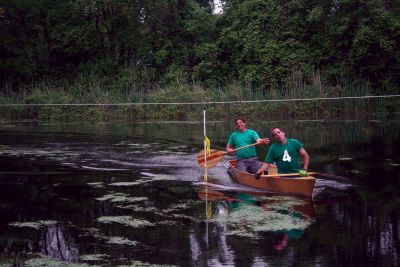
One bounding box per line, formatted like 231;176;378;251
0;94;399;106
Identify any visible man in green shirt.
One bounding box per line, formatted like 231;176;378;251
257;128;309;176
226;117;270;174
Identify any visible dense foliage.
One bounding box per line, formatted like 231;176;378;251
0;0;399;95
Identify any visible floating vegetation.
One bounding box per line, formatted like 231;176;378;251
23;256;94;267
226;229;255;238
115;204;159;213
223;199;314;238
118;261;178;267
257;196;310;207
80;228;140;246
79;254;107;261
79;227;105;239
107;236;139;246
162;200;200;213
97;216;155;228
8;220;58;229
157;220;181;226
96;193;147;203
167;214;197;221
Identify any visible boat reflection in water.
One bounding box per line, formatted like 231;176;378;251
194;187;315;266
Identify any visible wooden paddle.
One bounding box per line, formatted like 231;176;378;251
197;142;259;169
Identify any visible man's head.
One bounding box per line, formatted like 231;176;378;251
234;117;247;132
272;128;286;143
273;234;288;251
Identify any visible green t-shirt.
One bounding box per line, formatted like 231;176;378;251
227;129;260;159
264;139;304;174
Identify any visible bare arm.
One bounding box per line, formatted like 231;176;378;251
299;147;309;170
226;144;234;153
258;162;270;173
257;138;271;145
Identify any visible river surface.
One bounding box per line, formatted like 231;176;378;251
0;119;399;266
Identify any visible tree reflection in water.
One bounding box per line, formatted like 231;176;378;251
40;224;78;262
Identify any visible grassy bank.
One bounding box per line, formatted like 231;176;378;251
0;74;398;123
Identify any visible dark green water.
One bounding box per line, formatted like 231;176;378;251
0;119;399;266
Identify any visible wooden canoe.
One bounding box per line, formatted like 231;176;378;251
227;160;316;197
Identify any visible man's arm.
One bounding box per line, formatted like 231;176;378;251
256;138;271;145
258;146;274;174
226;144;234;153
258;162;270;173
299;147;309;170
253;130;271;145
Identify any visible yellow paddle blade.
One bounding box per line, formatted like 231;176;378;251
204;136;211;156
197;149;226;169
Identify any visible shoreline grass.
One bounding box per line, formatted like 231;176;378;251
0;73;398;123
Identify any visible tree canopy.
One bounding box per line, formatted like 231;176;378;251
0;0;399;92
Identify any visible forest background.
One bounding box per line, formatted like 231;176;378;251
0;0;399;122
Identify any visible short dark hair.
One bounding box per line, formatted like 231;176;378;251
234;117;246;124
272;128;284;136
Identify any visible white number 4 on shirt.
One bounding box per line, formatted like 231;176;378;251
283;149;292;162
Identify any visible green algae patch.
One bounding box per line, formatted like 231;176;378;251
168;214;197;221
23;256;95;267
97;216;155;228
8;220;58;229
107;236;139;246
162;200;200;213
80;227;105;240
80;228;140;246
118;261;178;267
96;193;147;203
158;220;181;226
79;254;107;261
221;196;315;238
115;204;159;213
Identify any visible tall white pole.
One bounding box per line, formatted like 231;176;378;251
203;110;207;182
203;110;209;248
